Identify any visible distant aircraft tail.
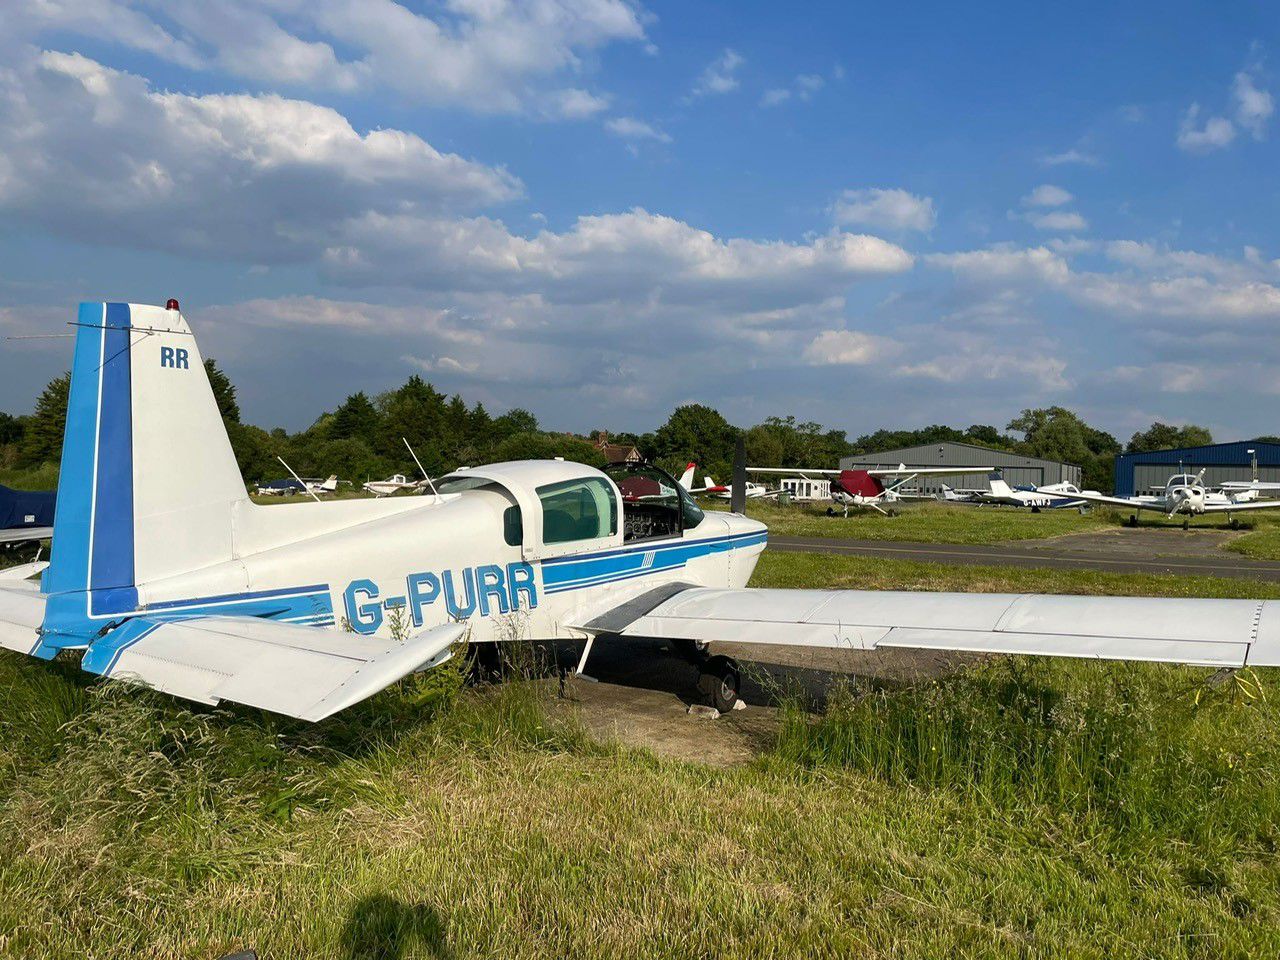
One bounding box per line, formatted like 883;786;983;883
678;462;696;491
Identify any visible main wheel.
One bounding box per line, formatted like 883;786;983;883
697;655;740;712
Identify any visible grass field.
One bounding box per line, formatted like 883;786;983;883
3;550;1280;958
711;498;1128;543
1224;514;1280;561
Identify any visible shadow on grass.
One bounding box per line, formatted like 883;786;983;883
341;894;451;960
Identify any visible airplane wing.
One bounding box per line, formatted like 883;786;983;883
1200;499;1280;514
587;586;1280;668
0;526;52;544
868;465;994;476
0;584;464;721
747;467;843;475
1034;488;1161;511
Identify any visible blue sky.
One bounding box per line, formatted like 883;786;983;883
1;1;1277;444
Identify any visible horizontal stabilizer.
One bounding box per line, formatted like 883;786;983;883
81;616;466;721
611;588;1280;669
0;585;46;654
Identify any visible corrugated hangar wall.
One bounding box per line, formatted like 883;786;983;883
840;441;1081;494
1115;441;1280;496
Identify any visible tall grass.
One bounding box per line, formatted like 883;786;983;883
775;658;1280;850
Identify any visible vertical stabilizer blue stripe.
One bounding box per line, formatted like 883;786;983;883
42;303;105;597
89;303;136;611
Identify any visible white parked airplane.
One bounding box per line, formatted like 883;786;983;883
748;463;994;516
256;475;339;497
1039;470;1280;528
2;302;1280;722
362;474;423;497
961;473;1095;512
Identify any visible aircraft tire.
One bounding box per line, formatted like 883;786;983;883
698;655;740;712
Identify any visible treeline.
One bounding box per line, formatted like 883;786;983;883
0;364;1235;495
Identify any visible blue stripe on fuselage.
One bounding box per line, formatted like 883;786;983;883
541;530;766;594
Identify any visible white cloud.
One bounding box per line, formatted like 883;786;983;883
1039;148;1100;167
325;209;914;306
605;116;672;143
10;0;646;116
548;88;610;120
831;188;936;233
928;246;1070;286
897;348;1070;390
1027;210;1088;232
0;51;521;262
691;48;744;98
803;330;893;365
1022;184;1072;207
1233;70;1274;138
1177;103;1237;152
760;71;827;107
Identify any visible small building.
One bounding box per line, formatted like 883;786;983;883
1114;441;1280;497
780;477;832;502
840;441;1080;495
592;431;642;464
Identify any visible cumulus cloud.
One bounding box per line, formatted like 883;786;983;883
1022;184;1073;207
927;245;1070;286
10;0;646;115
605;116;672;143
1177;103;1237;152
1026;210;1088;232
831;188;936;233
1176;66;1273;152
324;209;914;310
802;330;894;365
1234;69;1274;138
760;72;826;107
0;51;521;262
690;48;744;98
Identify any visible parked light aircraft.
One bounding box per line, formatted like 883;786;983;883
748;464;994;516
256;475;339;497
1039;470;1280;528
0;484;56;545
362;474;422;497
3;302;1280;722
957;473;1094;512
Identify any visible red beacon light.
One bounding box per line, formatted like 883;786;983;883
165;298;180;311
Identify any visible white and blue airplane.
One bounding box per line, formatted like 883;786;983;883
2;301;1280;721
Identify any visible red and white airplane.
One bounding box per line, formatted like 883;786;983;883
748;463;994;516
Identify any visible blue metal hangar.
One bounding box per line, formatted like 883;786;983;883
1114;441;1280;497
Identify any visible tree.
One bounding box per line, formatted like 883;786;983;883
652;404;738;480
1007;407;1120;492
20;372;71;467
0;412;25;448
1126;421;1213;453
329;392;380;442
204;358;241;423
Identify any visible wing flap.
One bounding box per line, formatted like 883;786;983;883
82;616;466;721
615;587;1277;669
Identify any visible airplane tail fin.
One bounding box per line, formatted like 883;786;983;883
678;462;696;491
42;302;249;645
986;471;1014;498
